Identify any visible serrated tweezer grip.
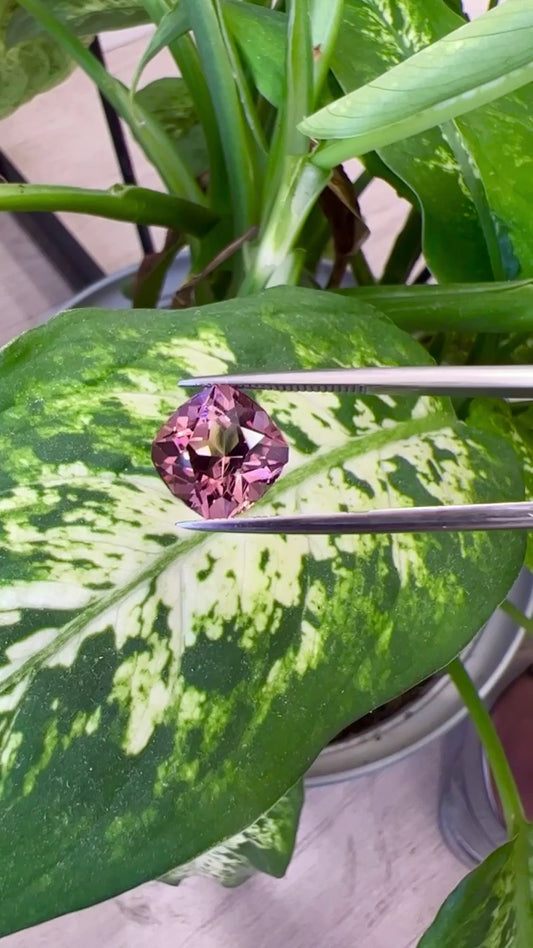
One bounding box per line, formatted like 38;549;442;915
177;502;533;535
178;365;533;398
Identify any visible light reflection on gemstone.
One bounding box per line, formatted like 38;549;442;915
151;384;289;519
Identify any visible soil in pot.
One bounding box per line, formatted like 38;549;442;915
330;675;438;744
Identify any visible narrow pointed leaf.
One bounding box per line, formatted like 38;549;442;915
303;0;533;163
162;781;303;887
0;287;525;934
418;826;533;947
185;0;258;231
131;4;190;94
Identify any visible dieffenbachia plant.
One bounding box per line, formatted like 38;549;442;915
1;0;533;942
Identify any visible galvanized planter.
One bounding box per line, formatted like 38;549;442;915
54;260;533;787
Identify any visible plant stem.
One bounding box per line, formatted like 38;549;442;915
339;281;533;333
16;0;204;203
309;0;344;102
447;658;524;837
185;0;258;234
0;183;216;234
380;206;422;285
500;600;533;639
351;251;375;286
240;157;329;293
139;0;229;213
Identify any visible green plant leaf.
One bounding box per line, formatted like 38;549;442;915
185;0;259;232
303;0;533;163
329;0;493;283
135;78;208;178
418;826;533;947
453;85;533;279
340;281;533;334
161;780;303;887
131;3;190;95
6;0;149;46
0;0;72;118
0;287;525;934
223;0;286;107
236;0;494;281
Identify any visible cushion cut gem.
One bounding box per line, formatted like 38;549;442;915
151;384;289;519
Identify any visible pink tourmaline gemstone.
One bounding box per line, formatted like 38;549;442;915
151;384;289;519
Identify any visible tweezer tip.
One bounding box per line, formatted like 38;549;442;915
176;520;217;531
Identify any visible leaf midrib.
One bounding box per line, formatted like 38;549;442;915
1;409;453;695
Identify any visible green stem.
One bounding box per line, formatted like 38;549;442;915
351;251;376;286
447;658;524;837
285;0;313;150
240;156;329;293
380;206;422;285
139;0;229;214
262;0;313;217
310;0;344;103
16;0;204;203
500;600;533;639
338;281;533;334
185;0;258;234
0;183;216;234
442;121;506;281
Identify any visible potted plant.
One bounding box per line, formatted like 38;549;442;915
0;0;533;942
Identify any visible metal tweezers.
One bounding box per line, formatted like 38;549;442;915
176;365;533;536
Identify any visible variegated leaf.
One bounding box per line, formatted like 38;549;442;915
330;0;492;282
5;0;149;46
161;780;303;887
0;0;72;118
418;826;533;947
221;0;492;282
302;0;533;160
0;287;525;934
468;399;533;571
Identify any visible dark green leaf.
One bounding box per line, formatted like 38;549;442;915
223;0;286;107
135;78;208;178
418;826;533;947
329;0;492;283
162;781;303;886
454;87;533;278
0;287;525;933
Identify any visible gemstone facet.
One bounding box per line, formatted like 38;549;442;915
152;384;289;519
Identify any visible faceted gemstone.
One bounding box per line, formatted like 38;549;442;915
151;384;289;519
